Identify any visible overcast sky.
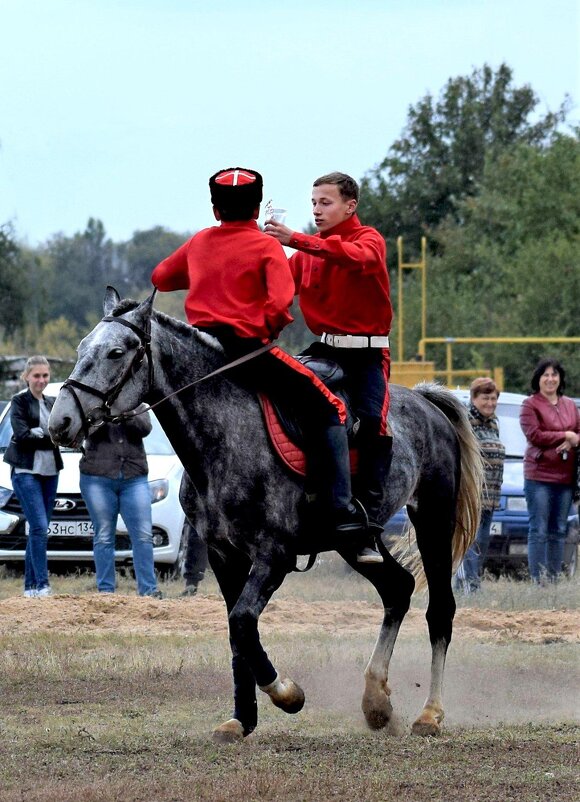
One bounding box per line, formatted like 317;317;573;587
1;0;578;246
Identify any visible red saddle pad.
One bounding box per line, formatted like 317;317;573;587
259;395;358;477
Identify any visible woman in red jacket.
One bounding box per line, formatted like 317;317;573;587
519;358;580;582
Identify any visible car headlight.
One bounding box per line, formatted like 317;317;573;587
506;496;527;512
149;479;169;504
0;486;13;508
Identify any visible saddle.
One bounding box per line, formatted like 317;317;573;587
259;355;360;477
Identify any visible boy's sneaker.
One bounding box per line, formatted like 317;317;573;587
36;586;53;597
149;590;164;599
23;589;37;598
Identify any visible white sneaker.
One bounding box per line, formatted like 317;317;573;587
23;589;37;598
36;586;53;597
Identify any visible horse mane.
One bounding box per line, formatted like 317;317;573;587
110;298;224;353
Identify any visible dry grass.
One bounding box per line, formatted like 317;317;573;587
0;564;578;801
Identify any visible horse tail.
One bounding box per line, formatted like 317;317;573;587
398;382;484;592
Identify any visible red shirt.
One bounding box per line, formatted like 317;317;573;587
152;220;294;340
520;393;580;484
289;214;391;336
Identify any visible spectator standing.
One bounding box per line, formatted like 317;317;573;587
520;358;580;582
3;356;63;597
455;378;505;593
79;406;161;597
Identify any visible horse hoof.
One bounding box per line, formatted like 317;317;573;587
261;676;305;714
362;683;392;730
411;707;444;737
212;718;244;743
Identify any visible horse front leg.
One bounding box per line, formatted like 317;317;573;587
213;552;303;742
207;546;261;743
228;555;305;716
338;544;415;731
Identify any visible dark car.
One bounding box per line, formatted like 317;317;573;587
383;390;579;577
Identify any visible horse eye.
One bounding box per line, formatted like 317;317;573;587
108;347;125;359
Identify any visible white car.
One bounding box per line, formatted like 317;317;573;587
0;383;186;574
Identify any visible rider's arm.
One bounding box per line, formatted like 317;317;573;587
152;239;191;291
288;228;386;275
262;247;295;340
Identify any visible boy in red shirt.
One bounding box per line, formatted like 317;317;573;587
152;167;367;541
266;171;393;563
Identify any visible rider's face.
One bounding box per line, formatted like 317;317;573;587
311;184;357;232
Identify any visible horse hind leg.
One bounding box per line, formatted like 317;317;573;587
408;497;456;737
338;544;415;731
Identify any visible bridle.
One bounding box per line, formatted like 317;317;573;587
61;314;154;438
61;312;273;439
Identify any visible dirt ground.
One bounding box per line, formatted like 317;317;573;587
1;593;578;643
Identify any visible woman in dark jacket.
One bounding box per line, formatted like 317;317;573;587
3;356;63;597
520;358;580;582
79;406;160;597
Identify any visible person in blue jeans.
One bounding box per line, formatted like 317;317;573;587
520;358;579;582
79;405;161;597
455;378;505;594
4;356;63;597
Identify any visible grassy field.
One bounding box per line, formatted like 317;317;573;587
0;564;578;801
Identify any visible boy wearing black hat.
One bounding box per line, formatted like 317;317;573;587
152;167;368;542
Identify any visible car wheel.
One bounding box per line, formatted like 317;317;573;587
156;524;187;580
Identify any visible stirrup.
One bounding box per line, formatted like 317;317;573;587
335;497;368;534
357;546;384;564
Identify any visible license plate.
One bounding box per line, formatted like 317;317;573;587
26;521;95;537
509;543;528;555
490;521;503;535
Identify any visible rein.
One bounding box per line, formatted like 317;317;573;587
62;313;274;436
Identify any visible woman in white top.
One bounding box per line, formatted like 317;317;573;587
3;356;63;597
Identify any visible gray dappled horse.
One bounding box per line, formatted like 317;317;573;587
49;288;484;742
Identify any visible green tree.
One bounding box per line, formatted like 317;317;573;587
120;226;191;294
358;63;568;256
42;218;117;328
427;132;580;393
0;223;27;336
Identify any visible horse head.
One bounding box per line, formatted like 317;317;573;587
49;286;156;447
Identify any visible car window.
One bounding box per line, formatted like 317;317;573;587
496;403;526;458
0;403;175;457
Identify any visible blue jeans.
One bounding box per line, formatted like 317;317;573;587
12;472;59;591
80;473;158;596
524;479;573;581
455;508;493;592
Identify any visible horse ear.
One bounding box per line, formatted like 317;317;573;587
135;288;158;320
103;286;121;316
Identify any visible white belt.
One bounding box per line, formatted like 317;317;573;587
321;333;390;349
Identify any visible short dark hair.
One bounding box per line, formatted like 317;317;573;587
530;357;566;395
470;377;500;399
209;167;263;222
313;172;359;202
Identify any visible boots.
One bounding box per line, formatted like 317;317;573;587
356;433;393;530
355;433;393;564
318;425;367;536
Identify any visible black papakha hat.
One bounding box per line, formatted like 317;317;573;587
209;167;263;209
